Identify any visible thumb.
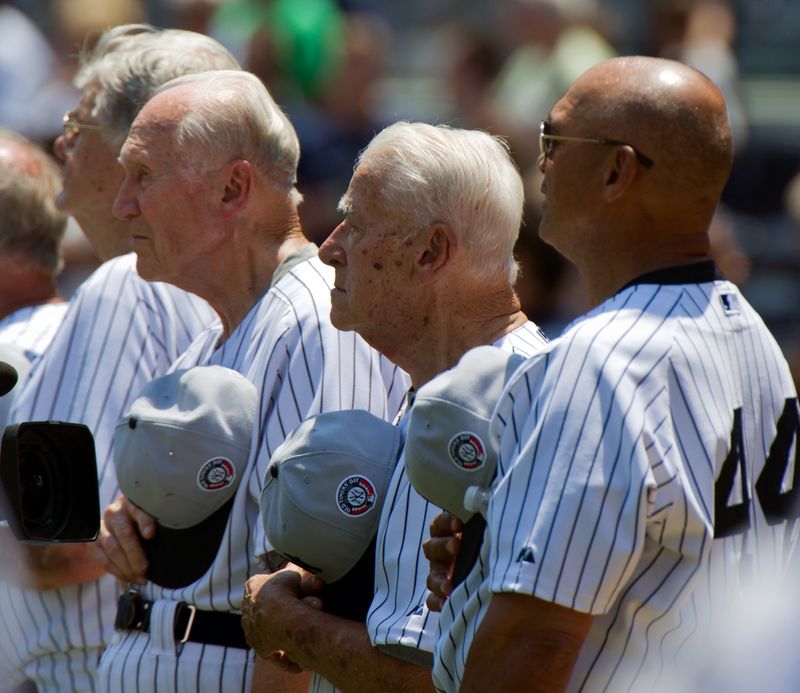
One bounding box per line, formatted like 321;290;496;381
302;595;324;611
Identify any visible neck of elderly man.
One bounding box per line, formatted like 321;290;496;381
394;275;527;389
191;190;308;337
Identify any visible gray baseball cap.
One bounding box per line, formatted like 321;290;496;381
260;409;402;584
404;345;527;522
114;365;257;588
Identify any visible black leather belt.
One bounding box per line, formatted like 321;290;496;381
115;589;249;650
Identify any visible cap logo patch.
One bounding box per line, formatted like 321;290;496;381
448;432;485;471
336;475;377;516
197;457;236;491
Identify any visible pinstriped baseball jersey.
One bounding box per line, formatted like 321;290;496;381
96;255;410;693
0;302;69;362
307;322;548;693
0;252;217;693
0;302;69;428
433;262;799;692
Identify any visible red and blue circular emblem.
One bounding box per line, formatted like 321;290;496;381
336;475;377;516
448;432;485;470
197;457;236;491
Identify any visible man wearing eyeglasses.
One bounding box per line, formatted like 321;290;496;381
0;26;241;693
424;56;798;692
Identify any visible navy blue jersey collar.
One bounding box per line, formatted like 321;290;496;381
621;261;719;292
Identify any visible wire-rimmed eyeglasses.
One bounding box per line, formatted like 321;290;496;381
61;112;110;149
539;120;654;169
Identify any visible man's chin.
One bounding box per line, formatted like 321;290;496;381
537;219;556;249
328;306;354;333
133;255;160;282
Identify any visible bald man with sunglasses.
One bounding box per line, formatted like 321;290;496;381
425;56;798;692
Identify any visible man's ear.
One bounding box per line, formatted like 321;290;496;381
602;147;639;202
221;160;253;215
416;223;455;279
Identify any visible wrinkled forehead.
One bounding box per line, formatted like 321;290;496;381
339;165;380;211
122;97;185;157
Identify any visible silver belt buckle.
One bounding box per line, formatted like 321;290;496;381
176;603;197;644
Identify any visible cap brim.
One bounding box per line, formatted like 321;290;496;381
143;498;234;589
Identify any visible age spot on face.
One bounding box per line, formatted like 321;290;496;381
372;262;383;270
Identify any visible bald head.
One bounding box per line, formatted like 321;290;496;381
0;130;59;186
0;129;66;275
565;56;733;196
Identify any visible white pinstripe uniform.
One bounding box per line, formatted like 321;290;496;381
0;252;217;693
0;302;69;428
433;262;800;692
0;302;69;363
307;322;548;693
96;254;409;693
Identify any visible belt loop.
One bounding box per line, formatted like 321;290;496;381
148;600;181;655
114;593;249;649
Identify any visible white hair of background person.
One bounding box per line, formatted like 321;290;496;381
73;24;241;147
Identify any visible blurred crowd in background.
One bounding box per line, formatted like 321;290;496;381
2;0;799;385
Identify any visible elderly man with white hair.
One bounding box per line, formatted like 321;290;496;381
240;121;548;692
0;25;238;693
89;70;408;693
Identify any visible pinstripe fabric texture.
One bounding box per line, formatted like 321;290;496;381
0;302;69;428
308;322;548;693
434;264;799;692
0;253;217;693
96;255;409;693
0;302;69;362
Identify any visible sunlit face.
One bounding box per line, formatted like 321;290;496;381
53;89;130;261
536;93;603;262
318;166;421;347
112;90;227;289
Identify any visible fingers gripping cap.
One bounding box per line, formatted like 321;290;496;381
114;365;257;587
261;409;402;584
404;346;526;522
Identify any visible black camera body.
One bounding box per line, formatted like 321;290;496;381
0;421;100;542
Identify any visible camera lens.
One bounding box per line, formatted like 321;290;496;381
18;431;69;539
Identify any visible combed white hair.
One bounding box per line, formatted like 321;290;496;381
75;24;241;146
154;70;302;204
354;122;523;284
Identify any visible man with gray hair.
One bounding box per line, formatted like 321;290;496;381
239;121;548;691
87;70;408;692
0;25;240;692
0;127;67;424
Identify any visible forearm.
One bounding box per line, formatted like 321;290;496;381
278;600;433;693
461;629;580;693
0;528;105;589
250;655;310;693
460;593;592;693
